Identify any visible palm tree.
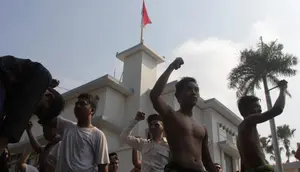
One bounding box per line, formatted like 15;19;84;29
228;37;298;171
277;124;296;162
228;37;297;97
260;135;272;163
260;135;284;162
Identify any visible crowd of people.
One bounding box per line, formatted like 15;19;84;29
0;55;295;172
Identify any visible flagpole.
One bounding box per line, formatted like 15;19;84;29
140;0;151;44
140;0;144;43
140;21;144;43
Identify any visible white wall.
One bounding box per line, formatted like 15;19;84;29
102;87;126;127
208;108;239;172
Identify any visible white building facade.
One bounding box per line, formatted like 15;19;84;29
8;43;242;172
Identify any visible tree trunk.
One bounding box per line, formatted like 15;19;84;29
262;77;284;172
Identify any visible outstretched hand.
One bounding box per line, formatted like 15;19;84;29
170;57;184;70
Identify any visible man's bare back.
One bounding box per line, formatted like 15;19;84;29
237;122;266;170
164;110;207;170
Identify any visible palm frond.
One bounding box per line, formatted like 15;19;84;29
228;64;256;89
240;77;260;97
268;54;298;77
228;37;298;101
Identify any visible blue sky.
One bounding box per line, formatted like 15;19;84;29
1;0;300;163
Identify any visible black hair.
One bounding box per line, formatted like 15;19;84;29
39;88;65;124
77;93;99;115
109;152;118;161
147;114;162;124
175;77;197;98
237;95;260;117
109;152;118;157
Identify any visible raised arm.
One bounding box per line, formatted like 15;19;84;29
132;148;141;169
120;112;148;151
26;121;43;153
48;116;75;137
202;127;217;172
150;57;184;116
295;144;300;161
244;80;287;125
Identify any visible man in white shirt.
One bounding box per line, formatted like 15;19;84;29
120;112;170;172
50;93;110;172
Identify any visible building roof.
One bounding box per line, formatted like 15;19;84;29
116;43;165;64
61;73;241;131
204;98;242;126
282;161;300;169
62;74;133;101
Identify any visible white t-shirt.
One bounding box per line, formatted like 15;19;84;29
25;164;39;172
50;117;110;172
46;141;61;171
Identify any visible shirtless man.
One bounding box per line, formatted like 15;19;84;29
109;152;119;172
236;80;287;172
150;57;216;172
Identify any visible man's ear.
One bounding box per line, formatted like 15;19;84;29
91;108;95;115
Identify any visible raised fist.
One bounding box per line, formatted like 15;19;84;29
135;111;145;121
50;79;60;88
170;57;184;70
278;80;288;90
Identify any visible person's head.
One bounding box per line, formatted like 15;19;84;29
214;163;222;172
175;77;199;108
238;95;262;117
41;122;58;141
109;152;119;172
36;88;65;123
74;93;99;121
147;114;163;139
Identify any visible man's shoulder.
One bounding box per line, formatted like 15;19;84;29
238;121;256;134
91;127;106;138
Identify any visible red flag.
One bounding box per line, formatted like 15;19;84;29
142;0;152;27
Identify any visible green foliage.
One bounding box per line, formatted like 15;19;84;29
259;125;296;162
228;37;297;97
